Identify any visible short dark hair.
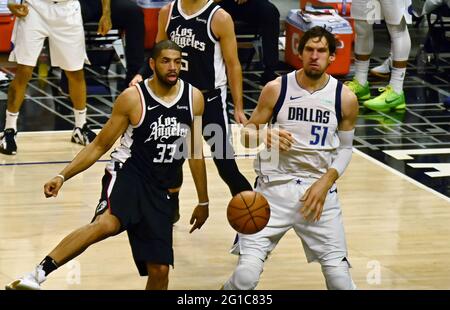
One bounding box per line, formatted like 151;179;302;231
298;26;336;55
151;40;182;59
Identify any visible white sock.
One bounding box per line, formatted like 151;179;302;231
73;108;87;128
5;110;19;131
354;59;370;85
389;67;406;93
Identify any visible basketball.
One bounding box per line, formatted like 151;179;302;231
227;191;270;235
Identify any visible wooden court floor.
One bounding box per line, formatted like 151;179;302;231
1;130;449;290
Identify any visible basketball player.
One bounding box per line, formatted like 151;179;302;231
223;26;359;290
346;0;412;112
0;0;111;155
5;41;209;290
131;0;252;219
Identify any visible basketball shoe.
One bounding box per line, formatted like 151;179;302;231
363;85;406;112
370;57;392;79
344;78;371;101
0;70;11;88
0;128;17;155
71;123;97;146
5;265;46;290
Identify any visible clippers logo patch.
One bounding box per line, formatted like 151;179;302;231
95;200;108;215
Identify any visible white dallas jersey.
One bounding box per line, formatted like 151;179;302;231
255;71;343;181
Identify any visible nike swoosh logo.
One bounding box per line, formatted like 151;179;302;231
171;15;180;20
385;98;400;104
147;105;159;111
207;96;218;102
290;95;302;100
329;188;338;194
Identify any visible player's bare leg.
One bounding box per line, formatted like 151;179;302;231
65;69;97;145
65;69;86;111
6;210;120;290
6;64;34;112
145;263;169;290
0;65;34;155
48;210;121;266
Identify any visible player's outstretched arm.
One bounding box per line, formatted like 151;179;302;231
188;88;209;233
44;88;140;198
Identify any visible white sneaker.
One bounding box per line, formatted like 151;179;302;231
5;265;46;290
71;124;97;146
370;56;392;79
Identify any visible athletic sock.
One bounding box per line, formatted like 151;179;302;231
354;59;370;85
39;256;59;276
5;110;19;131
389;67;406;94
73;108;87;128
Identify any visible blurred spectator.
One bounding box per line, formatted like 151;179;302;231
411;0;450;16
1;0;105;155
80;0;145;84
346;0;412;112
216;0;280;85
370;0;450;79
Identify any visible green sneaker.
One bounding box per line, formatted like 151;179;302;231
344;78;371;101
363;85;406;112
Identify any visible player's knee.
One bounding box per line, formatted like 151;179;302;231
321;260;356;290
232;266;260;290
354;20;374;55
386;20;411;61
148;264;169;281
12;66;33;85
64;69;85;82
93;213;120;237
225;255;264;290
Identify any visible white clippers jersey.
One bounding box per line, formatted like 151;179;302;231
255;71;343;181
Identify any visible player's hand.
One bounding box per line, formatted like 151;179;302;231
234;109;248;124
44;176;64;198
7;4;29;18
129;74;143;86
265;128;294;151
97;14;112;36
235;0;248;4
189;204;209;233
299;179;328;222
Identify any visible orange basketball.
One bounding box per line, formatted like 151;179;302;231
227;191;270;235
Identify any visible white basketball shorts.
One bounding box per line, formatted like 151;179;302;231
351;0;412;25
9;0;89;71
231;177;350;267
